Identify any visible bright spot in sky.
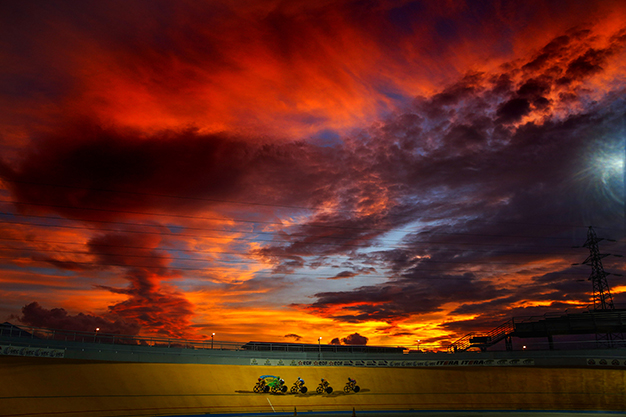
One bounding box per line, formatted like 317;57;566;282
576;140;625;208
594;146;624;202
595;153;624;183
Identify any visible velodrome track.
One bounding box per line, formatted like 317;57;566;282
1;356;625;417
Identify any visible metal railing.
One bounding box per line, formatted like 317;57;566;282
0;324;411;353
0;324;244;351
448;308;626;352
449;319;515;352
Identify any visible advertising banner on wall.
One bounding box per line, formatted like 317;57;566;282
250;357;534;367
587;358;626;366
0;345;65;358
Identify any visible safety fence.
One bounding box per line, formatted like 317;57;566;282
0;324;406;353
0;323;243;351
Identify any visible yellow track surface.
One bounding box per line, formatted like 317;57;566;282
1;356;624;417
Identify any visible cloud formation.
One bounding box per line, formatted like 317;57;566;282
15;302;140;335
1;1;626;348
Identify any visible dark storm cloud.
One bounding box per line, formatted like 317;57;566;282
295;26;626;327
87;231;198;338
329;271;359;280
301;269;508;324
560;46;614;85
99;275;197;339
496;98;531;124
249;208;400;274
0;124;343;222
38;258;92;272
522;34;572;72
342;332;368;345
15;301;140;335
0;127;248;217
1;225;198;338
327;269;376;280
88;232;173;272
328;333;369;345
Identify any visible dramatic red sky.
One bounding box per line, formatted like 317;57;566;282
1;0;626;350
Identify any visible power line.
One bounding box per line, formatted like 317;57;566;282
1;219;394;248
1;179;323;212
3;179;624;234
0;211;409;245
0;210;601;251
0;217;591;253
0;236;584;263
0;245;581;268
0;199;375;231
0;255;589;279
0;208;596;248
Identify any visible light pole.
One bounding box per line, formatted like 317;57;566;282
94;327;100;343
318;337;322;360
211;333;215;349
417;339;420;352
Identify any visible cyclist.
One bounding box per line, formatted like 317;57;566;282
296;377;305;387
348;377;356;389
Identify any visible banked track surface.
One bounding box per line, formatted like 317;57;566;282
1;356;625;417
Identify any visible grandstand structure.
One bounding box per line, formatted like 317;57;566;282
450;226;626;352
449;309;626;352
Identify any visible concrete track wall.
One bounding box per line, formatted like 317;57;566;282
1;356;624;417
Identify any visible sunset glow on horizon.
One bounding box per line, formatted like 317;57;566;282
1;0;626;350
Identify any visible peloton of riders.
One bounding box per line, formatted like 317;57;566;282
254;376;360;394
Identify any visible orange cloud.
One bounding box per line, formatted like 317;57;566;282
2;1;626;351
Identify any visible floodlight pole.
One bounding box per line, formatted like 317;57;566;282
318;337;322;360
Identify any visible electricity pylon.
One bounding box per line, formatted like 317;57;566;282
582;226;615;311
581;226;623;346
